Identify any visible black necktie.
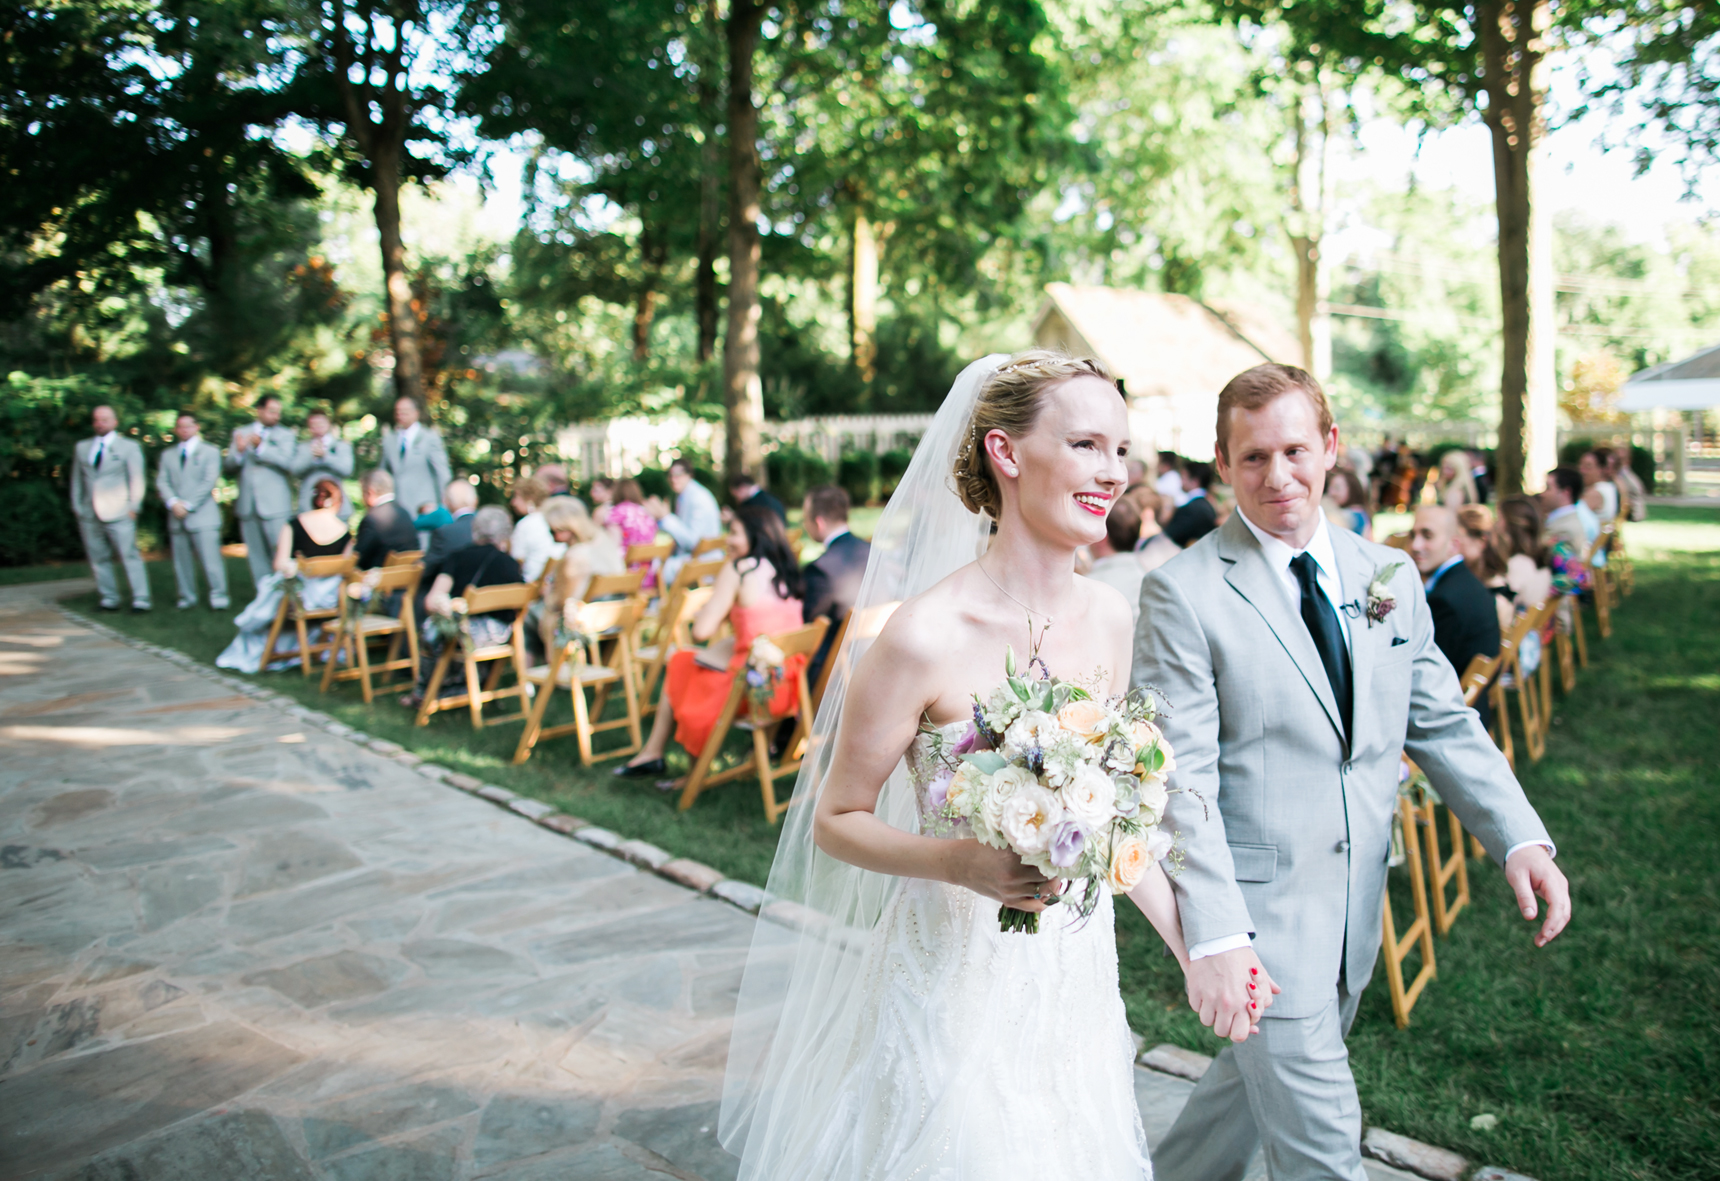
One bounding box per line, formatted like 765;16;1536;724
180;447;188;467
93;441;105;468
1290;552;1352;740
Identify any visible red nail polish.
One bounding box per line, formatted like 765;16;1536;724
1250;1002;1257;1010
1250;968;1258;975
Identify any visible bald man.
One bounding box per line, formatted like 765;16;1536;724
1409;504;1500;724
71;405;151;611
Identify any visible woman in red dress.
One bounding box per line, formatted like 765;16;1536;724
615;505;805;778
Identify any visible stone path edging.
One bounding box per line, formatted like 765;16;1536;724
66;608;1535;1181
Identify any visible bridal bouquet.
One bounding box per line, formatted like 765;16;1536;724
927;648;1179;933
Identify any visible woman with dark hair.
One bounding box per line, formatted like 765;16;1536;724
615;505;805;778
1322;466;1372;539
217;478;354;673
1492;495;1554;632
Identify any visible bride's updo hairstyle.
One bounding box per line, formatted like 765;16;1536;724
952;349;1115;519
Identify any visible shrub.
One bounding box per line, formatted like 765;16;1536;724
1558;437;1597;467
838;450;880;506
879;448;914;497
1630;444;1655;492
1;478;84;565
766;445;833;507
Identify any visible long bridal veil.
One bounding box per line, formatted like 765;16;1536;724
717;355;1006;1175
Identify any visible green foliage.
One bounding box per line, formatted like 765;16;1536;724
765;446;834;508
838;450;881;506
879;448;914;498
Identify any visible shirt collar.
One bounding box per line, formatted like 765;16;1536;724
1424;554;1464;590
1238;507;1339;583
1546;503;1576;524
822;527;850;544
180;436;198;451
94;431;116;444
371;493;395;505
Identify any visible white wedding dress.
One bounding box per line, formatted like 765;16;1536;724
764;720;1149;1180
720;355;1152;1180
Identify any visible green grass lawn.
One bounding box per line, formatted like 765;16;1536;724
57;505;1719;1181
0;559;103;586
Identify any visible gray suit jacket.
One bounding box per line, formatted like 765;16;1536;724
71;435;146;523
1133;512;1550;1018
155;440;223;532
223;424;298;519
380;426;451;515
292;437;356;512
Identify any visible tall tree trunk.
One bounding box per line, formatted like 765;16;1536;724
850;208;880;383
722;0;765;485
372;148;426;406
1482;0;1556;497
1286;73;1330;380
695;0;722;364
633;227;665;362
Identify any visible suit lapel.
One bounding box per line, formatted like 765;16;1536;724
1216;513;1346;745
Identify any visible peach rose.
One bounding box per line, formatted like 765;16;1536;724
1057;698;1110;744
1108;833;1151;892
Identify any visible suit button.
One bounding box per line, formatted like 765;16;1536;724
1335;840;1351;853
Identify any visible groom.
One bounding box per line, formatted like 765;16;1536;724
1134;364;1570;1181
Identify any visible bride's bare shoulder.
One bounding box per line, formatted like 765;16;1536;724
1077;573;1135;639
871;565;983;657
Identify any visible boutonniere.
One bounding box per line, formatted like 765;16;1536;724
1363;561;1404;627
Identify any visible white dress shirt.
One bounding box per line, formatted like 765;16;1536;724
510;511;565;583
1187;509;1550;963
91;430;118;467
397;422;420;457
1156;468;1191;507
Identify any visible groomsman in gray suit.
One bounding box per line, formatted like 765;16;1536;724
156;411;229;610
70;404;151;611
379;395;451;532
224;393;298;587
1137;364;1571;1181
292;409;355;521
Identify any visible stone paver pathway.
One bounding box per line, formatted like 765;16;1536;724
0;582;1418;1181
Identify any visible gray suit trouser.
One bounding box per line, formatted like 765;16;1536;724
169;525;229;608
1152;981;1367;1181
79;516;150;608
240;514;289;588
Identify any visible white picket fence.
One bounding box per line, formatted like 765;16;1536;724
556;413;936;481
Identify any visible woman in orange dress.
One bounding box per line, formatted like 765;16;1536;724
614;504;806;778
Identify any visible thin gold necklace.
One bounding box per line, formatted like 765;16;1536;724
976;558;1054;626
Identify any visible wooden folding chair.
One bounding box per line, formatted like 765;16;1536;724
1384;531;1412;552
585;568;647;603
625;539;674;589
1381;793;1438;1028
635;584;716;709
320;563;422;702
1494;604;1548;764
514;599;644;765
1586;524;1616;639
1405;755;1471;938
384;549;424;567
1554;587;1589;693
676;619;829;824
260;554;357;676
786;526;805;555
415;583;535;729
691;535;727;558
782;600;903;763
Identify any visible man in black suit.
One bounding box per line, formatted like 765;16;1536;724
1163;461;1219;547
416;479;479;618
354;470;421;569
1410;504;1501;726
730;473;787;524
799;484;870;688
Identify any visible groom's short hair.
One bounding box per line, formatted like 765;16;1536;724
1215;364;1334;461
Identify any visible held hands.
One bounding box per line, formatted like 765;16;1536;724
1183;946;1280;1044
1504;845;1571;948
948;841;1064;912
643;495;670;521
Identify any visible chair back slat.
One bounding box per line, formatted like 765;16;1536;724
353;563;423;593
1458;652;1499;707
691;535;727;558
626;540;674;565
296;554;357;579
384;549;424;567
763;620;830;661
586;569;647;600
573;598;641;636
460;582;537;615
672;554;726;593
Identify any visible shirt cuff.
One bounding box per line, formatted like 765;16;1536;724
1505;840;1556;861
1187;932;1253;961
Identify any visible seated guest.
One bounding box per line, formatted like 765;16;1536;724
1119;485;1179;574
729;472;787;524
1454;505;1501;580
1492;495;1554;629
1408;504;1500;724
1086;496;1148;624
536;497;625;650
614;506;805;779
1124;457;1148;491
417;479;480;619
1579;446;1620;525
1323;466;1372;538
534;463;572;500
216;478;353;673
604;478;663;587
401;506;523;710
509;475;564;583
646;458;724;586
413;500;452;533
1609;446;1647;521
1153;451;1185;516
1163;461;1218;547
799;484;870;687
1540;467;1595;594
588;475;615;523
354;470;419;569
1435;450;1480;509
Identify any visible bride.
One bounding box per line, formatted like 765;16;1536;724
720;352;1266;1179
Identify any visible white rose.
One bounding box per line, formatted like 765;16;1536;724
1002;710;1057;761
1062;763;1117;832
998;783;1061;856
1137;775;1169;826
1145;826;1174;867
979;764;1037;841
946;762;988;818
